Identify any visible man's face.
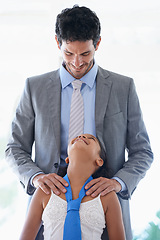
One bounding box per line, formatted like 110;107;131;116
56;38;101;79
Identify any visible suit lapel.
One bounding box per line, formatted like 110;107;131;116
95;67;112;142
46;70;61;155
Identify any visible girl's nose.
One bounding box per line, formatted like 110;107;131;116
78;135;86;139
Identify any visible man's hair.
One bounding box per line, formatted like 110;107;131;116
55;5;101;48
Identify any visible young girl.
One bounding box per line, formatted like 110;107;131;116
19;134;125;240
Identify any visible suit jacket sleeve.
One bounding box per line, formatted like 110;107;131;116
114;78;153;199
5;78;43;195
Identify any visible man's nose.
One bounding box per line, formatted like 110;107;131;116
73;55;82;67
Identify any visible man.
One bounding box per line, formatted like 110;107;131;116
6;5;153;240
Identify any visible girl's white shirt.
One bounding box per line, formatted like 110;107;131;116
42;191;105;240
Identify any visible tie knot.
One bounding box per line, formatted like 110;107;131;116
67;198;81;213
72;80;82;90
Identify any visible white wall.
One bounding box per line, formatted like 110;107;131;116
1;0;160;238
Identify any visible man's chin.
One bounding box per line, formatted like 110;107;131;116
69;70;85;79
66;63;93;78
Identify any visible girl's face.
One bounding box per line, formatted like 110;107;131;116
68;134;101;160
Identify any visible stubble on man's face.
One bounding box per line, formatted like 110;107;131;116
61;40;96;79
65;59;94;79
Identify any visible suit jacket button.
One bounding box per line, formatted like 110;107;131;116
54;163;59;168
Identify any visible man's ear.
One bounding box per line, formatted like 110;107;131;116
95;158;103;167
65;157;69;164
55;35;61;49
95;37;101;51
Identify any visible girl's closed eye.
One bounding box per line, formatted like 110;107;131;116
88;136;96;141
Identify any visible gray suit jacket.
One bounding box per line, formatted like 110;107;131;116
6;66;153;240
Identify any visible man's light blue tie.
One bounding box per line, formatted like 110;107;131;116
68;80;84;143
63;174;93;240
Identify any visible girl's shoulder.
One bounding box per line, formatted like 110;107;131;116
100;191;119;213
34;187;51;209
101;190;118;202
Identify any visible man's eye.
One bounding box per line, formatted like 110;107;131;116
82;52;89;56
65;52;72;56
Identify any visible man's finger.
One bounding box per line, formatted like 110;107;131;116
52;173;69;187
47;175;67;194
33;173;68;195
86;181;108;197
39;173;68;194
85;177;102;189
38;181;52;195
40;177;62;195
100;187;115;196
85;177;121;197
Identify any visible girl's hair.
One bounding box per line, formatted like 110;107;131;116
93;138;113;179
